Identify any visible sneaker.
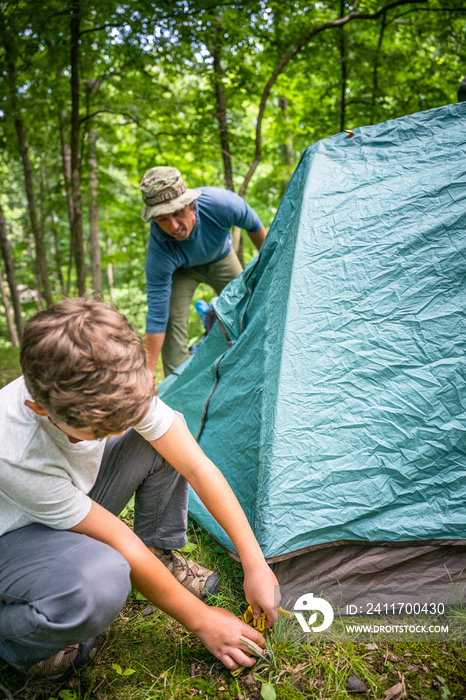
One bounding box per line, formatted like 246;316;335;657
150;547;221;601
11;637;100;681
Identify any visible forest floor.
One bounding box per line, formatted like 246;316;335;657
0;348;465;700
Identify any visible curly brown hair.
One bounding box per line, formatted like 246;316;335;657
20;298;156;438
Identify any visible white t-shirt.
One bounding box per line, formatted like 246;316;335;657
0;376;174;536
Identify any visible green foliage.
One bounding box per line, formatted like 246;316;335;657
261;681;277;699
0;0;464;343
47;692;78;700
0;346;20;386
112;662;136;676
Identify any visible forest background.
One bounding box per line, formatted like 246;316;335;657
0;0;465;365
0;2;466;698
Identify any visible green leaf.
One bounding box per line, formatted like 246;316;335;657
179;541;198;553
112;662;135;676
261;682;276;700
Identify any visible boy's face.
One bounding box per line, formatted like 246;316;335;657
53;421;123;443
25;400;125;443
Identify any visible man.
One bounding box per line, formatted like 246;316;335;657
139;167;266;376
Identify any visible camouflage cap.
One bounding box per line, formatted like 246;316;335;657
139;166;201;222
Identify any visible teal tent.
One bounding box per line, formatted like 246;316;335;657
159;103;466;606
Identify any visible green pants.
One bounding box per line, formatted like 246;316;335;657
162;249;243;377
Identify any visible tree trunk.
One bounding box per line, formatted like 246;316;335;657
339;0;347;133
14;113;54;307
106;236;115;304
210;24;243;263
0;204;23;341
370;10;387;125
278;96;294;195
1;25;54;308
33;258;44;311
59;103;75;295
0;272;19;348
212;38;234;192
88;129;102;298
50;223;66;296
70;0;86;295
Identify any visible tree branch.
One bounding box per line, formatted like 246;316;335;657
387;5;466;25
239;0;428;197
79;108;189;139
0;682;15;700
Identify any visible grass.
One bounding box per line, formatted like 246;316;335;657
1;348;466;699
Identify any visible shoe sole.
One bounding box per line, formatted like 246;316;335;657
202;572;222;599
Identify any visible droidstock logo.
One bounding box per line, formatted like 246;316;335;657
293;593;334;633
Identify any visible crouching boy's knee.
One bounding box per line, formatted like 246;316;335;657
51;540;131;640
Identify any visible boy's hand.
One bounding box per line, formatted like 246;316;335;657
193;607;265;671
243;563;280;628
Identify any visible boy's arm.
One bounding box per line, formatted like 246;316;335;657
151;413;280;626
70;501;265;670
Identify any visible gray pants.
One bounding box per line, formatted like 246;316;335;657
162;249;243;376
0;429;188;667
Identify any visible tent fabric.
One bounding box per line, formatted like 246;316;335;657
274;541;466;609
158;103;466;567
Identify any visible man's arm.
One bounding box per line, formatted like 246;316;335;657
247;225;266;251
70;501;265;670
151;413;280;626
144;333;165;376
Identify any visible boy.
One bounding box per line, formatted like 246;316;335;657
0;298;279;681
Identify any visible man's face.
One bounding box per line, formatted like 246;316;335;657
153;202;196;241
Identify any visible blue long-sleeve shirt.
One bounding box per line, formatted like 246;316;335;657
145;187;263;334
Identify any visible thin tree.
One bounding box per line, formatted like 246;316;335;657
69;0;86;295
88;128;102;298
0;272;19;348
0;204;23;341
0;12;54;307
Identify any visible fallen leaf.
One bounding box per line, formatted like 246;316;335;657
386;651;399;662
366;643;378;651
381;677;407;700
292;662;306;674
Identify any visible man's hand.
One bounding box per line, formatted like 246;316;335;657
243;562;280;629
144;332;165;375
193;607;265;671
247;225;267;251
